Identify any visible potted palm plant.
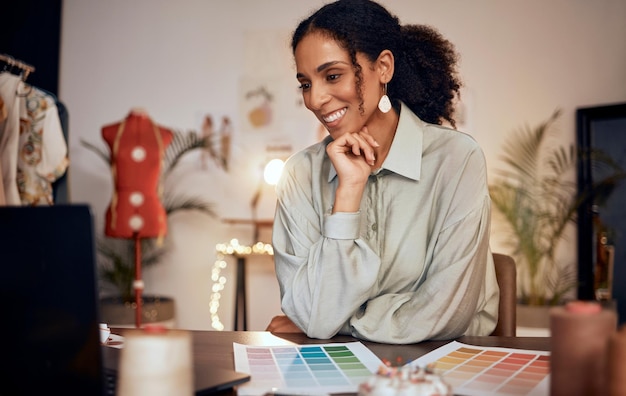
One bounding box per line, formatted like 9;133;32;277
489;110;624;326
82;130;217;326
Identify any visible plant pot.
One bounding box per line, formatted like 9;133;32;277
99;295;176;328
516;304;552;329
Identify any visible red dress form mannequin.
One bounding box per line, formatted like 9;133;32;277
102;109;173;327
102;109;173;239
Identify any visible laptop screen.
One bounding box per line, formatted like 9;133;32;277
0;205;105;395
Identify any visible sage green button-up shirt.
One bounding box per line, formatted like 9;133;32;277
272;102;499;344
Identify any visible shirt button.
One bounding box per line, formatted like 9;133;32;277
372;223;378;231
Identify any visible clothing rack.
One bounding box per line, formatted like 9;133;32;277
0;53;35;81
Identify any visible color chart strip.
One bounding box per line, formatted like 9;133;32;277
234;341;383;396
411;341;550;396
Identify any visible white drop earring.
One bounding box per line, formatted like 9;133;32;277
378;83;391;113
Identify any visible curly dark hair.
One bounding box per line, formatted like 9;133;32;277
291;0;462;127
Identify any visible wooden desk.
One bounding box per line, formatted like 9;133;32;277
103;330;550;395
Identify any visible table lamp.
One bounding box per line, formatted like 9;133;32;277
250;157;285;242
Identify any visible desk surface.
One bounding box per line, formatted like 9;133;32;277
104;330;550;395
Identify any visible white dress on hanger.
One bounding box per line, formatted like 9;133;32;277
0;96;6;205
17;84;68;205
0;72;23;205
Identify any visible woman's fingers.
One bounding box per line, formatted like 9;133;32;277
356;126;379;165
331;127;377;166
358;126;380;148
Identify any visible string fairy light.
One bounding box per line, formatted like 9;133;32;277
210;238;274;330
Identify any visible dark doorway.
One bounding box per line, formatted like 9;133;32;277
577;102;626;324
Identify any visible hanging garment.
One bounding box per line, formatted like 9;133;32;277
0;96;5;205
36;87;70;203
17;84;68;205
0;95;7;122
0;72;23;205
0;160;5;205
52;98;69;203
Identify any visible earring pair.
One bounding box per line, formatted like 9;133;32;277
378;83;391;113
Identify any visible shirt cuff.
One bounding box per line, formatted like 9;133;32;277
323;211;360;240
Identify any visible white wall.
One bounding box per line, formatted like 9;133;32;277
60;0;626;331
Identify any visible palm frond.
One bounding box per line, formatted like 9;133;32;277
164;130;208;175
80;138;110;164
163;195;217;218
545;261;578;306
498;110;560;185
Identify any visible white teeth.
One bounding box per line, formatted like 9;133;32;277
323;108;346;123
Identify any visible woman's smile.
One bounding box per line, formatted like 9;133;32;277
322;107;347;125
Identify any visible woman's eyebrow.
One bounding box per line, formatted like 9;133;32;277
296;60;349;79
316;60;345;72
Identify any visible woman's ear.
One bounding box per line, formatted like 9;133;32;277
376;49;395;84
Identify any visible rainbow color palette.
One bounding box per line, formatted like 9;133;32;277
233;342;383;395
412;341;550;396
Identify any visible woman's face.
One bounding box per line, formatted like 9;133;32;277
294;32;382;140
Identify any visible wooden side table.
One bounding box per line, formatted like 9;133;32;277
214;239;274;331
233;255;247;331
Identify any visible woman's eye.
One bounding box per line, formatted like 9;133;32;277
327;74;340;81
298;82;311;91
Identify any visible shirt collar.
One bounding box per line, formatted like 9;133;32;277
327;101;423;182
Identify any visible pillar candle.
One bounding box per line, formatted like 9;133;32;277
118;327;193;396
550;300;617;396
608;325;626;396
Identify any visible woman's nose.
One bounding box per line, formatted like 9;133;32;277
308;85;330;110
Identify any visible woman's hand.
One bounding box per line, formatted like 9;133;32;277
326;126;379;212
326;126;379;183
266;315;304;333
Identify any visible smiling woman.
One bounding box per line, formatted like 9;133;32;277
266;0;499;344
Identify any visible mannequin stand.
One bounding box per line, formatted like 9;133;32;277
134;233;143;328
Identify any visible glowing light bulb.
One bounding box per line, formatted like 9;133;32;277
263;158;285;185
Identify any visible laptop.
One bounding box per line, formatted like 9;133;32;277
0;205;249;395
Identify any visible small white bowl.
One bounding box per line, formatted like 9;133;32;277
99;323;111;344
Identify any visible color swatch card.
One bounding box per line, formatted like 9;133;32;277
411;341;550;396
233;342;383;395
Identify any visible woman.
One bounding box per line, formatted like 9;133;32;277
267;0;499;344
